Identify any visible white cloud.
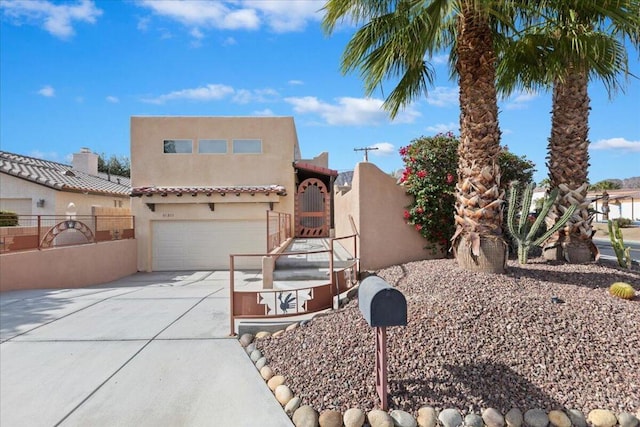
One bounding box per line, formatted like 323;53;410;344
137;16;150;31
142;83;235;104
288;80;304;86
426;122;458;134
370;142;395;156
431;54;449;65
233;88;279;104
243;0;324;32
284;96;420;126
30;149;61;162
1;0;102;39
190;27;204;39
38;85;55;97
138;0;260;31
254;108;275;116
504;90;539;110
591;138;640;152
106;96;119;103
222;36;237;46
425;86;458;107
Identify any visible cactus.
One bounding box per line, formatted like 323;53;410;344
506;182;577;264
608;220;632;269
609;282;636;300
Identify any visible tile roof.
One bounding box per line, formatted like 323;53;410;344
294;161;339;177
0;151;131;196
131;185;287;197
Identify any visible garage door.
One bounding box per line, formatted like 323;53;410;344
152;220;265;271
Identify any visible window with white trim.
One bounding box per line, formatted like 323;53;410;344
232;139;262;154
199;139;227;154
163;139;193;154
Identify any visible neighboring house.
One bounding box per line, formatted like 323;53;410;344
0;148;131;217
589;189;640;223
130;116;336;272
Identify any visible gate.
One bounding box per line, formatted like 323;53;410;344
295;178;329;237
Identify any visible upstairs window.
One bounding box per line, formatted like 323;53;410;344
163;139;192;154
233;139;262;154
199;139;227;154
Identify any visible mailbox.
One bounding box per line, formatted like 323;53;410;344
359;276;407;327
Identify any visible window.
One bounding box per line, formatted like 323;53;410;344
163;139;192;154
232;139;262;154
199;139;227;154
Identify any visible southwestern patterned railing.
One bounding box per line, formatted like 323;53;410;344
266;211;292;252
0;214;135;253
229;234;359;336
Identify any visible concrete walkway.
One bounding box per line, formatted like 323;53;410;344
0;271;293;427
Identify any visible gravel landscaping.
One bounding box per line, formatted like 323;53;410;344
256;258;640;416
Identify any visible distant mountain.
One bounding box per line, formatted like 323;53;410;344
622;177;640;188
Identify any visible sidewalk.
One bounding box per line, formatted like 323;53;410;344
0;271;293;427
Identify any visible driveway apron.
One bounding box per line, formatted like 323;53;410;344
0;271;293;427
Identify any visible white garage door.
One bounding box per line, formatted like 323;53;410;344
152;220;265;271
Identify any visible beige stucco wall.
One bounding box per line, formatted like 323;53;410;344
130;116;300;272
0;239;137;292
334;162;442;271
0;173;130;217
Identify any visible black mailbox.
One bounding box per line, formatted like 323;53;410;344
358;276;407;327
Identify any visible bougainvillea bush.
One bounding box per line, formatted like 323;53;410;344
400;133;536;255
400;133;458;254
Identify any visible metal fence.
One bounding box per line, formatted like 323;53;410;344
266;210;292;252
0;215;135;253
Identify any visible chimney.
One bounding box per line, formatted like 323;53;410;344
72;147;99;175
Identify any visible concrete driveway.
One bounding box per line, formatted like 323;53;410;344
0;271;293;427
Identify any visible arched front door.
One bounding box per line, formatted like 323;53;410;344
295;178;330;237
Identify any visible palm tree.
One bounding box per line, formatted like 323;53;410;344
496;0;640;263
323;0;523;273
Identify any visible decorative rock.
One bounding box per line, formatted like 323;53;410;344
548;410;571;427
267;375;285;391
483;408;505;427
255;356;267;370
274;384;293;406
344;408;366;427
272;329;285;338
259;365;274;380
286;322;299;331
255;330;272;339
465;413;483;427
239;333;253;347
284;397;301;416
368;409;394;427
588;410;618;427
245;342;256;355
391;409;417;427
293;405;319;427
417;406;437;427
618;412;639;427
319;410;343;427
439;408;463;427
506;408;523;427
249;349;262;363
524;409;548;427
566;409;586;427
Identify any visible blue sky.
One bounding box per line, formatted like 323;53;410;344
1;0;638;184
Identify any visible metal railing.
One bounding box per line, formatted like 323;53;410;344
229;234;360;336
266;210;292;252
0;215;135;253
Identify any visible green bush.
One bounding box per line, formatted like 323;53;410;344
613;217;633;228
0;211;19;227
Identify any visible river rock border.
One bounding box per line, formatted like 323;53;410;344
238;326;640;427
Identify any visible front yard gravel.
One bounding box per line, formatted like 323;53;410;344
257;258;640;415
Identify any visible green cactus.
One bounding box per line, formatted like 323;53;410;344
506;182;577;264
608;220;632;269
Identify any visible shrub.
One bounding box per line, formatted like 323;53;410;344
0;210;18;227
613;217;633;228
399;133;536;255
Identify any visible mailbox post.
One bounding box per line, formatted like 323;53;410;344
358;276;407;410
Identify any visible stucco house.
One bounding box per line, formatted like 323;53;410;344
0;148;131;217
130;116;336;272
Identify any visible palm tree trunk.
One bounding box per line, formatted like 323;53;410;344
452;4;507;273
543;69;597;263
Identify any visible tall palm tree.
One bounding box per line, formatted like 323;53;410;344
496;0;640;263
323;0;521;273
